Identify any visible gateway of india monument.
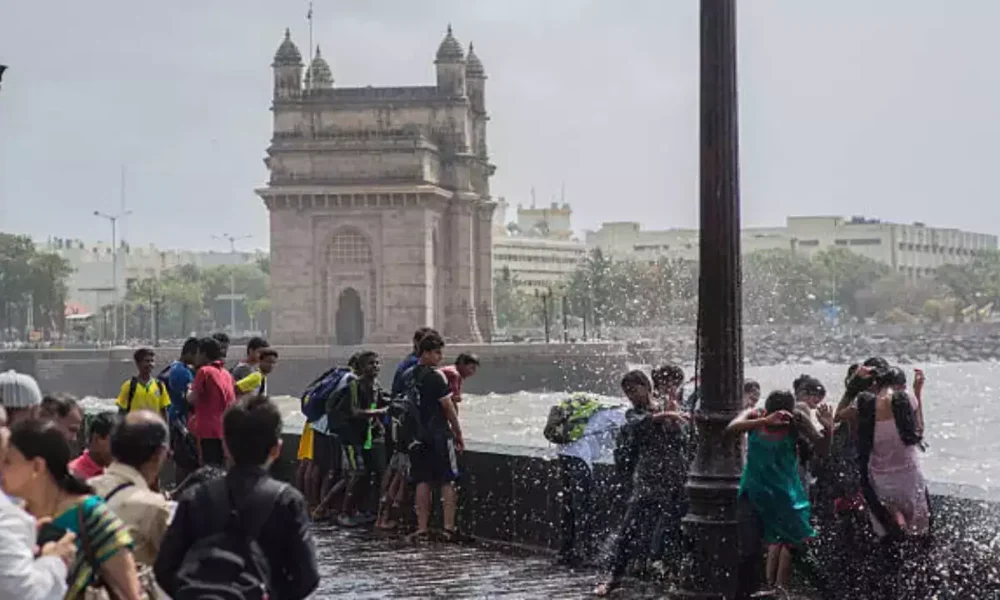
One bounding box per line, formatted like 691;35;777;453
257;26;497;345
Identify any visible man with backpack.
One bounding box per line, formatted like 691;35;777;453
163;338;199;426
319;350;387;527
161;338;201;485
155;395;320;600
398;331;464;542
116;348;170;420
299;355;358;516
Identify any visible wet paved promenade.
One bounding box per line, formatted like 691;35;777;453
310;525;664;599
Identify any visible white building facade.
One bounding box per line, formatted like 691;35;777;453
493;236;587;292
38;238;265;314
586;216;997;278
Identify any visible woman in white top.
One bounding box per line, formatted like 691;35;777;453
0;405;77;600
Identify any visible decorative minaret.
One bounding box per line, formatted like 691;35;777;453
272;28;303;100
466;42;487;159
304;45;333;90
434;25;466;97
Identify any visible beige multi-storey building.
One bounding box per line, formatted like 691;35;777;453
258;27;496;345
492;201;586;292
586;216;996;278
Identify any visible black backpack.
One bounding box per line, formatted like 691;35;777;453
386;367;430;452
173;478;287;600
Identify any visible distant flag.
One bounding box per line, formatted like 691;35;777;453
307;2;313;21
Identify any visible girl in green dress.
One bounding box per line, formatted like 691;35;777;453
727;390;833;590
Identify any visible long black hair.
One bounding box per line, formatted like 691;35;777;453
9;419;93;496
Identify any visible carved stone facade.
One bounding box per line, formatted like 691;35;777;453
258;27;496;345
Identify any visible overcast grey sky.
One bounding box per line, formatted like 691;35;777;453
2;1;998;251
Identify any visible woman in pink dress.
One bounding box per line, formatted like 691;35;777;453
856;367;930;540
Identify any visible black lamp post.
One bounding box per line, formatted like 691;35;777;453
679;0;745;597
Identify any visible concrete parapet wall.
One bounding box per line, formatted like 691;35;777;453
267;434;999;596
0;342;628;398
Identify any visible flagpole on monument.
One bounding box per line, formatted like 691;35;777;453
307;1;314;71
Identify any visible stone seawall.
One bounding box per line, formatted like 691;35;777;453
626;324;1000;366
0;342;629;399
271;434;998;597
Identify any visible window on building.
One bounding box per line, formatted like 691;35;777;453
797;240;820;247
834;240;849;246
848;238;882;246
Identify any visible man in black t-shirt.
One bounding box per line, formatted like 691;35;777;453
406;331;464;541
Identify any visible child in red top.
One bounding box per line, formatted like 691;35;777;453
187;337;236;467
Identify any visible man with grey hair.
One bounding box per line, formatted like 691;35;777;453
89;410;173;567
0;369;43;425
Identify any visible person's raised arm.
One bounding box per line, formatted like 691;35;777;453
913;368;926;435
795;407;833;455
726;408;790;435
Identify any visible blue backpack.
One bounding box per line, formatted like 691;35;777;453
301;367;352;423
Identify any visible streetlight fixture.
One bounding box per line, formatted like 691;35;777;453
213;233;252;336
93;209;132;344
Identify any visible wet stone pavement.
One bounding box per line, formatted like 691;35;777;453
310;525;666;599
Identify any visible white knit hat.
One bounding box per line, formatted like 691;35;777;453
0;370;43;409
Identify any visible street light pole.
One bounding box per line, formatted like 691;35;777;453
94;209;132;344
679;0;744;598
214;233;252;335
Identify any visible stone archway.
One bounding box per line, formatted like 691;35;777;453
335;287;364;345
324;227;376;344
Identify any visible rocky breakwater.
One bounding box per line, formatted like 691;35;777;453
0;341;629;399
627;323;1000;366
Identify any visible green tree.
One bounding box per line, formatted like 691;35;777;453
742;249;823;324
811;247;891;317
0;234;73;337
936;250;1000;314
493;267;535;330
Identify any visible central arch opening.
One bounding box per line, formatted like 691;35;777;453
335;287;364;345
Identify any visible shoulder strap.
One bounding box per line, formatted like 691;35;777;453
104;482;135;503
126;377;139;413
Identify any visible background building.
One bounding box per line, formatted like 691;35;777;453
492;202;586;292
586;216;997;277
37;237;264;314
259;27;496;345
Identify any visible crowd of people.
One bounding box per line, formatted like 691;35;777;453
551;358;931;597
0;320;933;599
0;325;484;599
294;327;480;541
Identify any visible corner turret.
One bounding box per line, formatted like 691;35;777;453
305;46;334;90
272;28;303;99
434;25;466;98
466;42;486;114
